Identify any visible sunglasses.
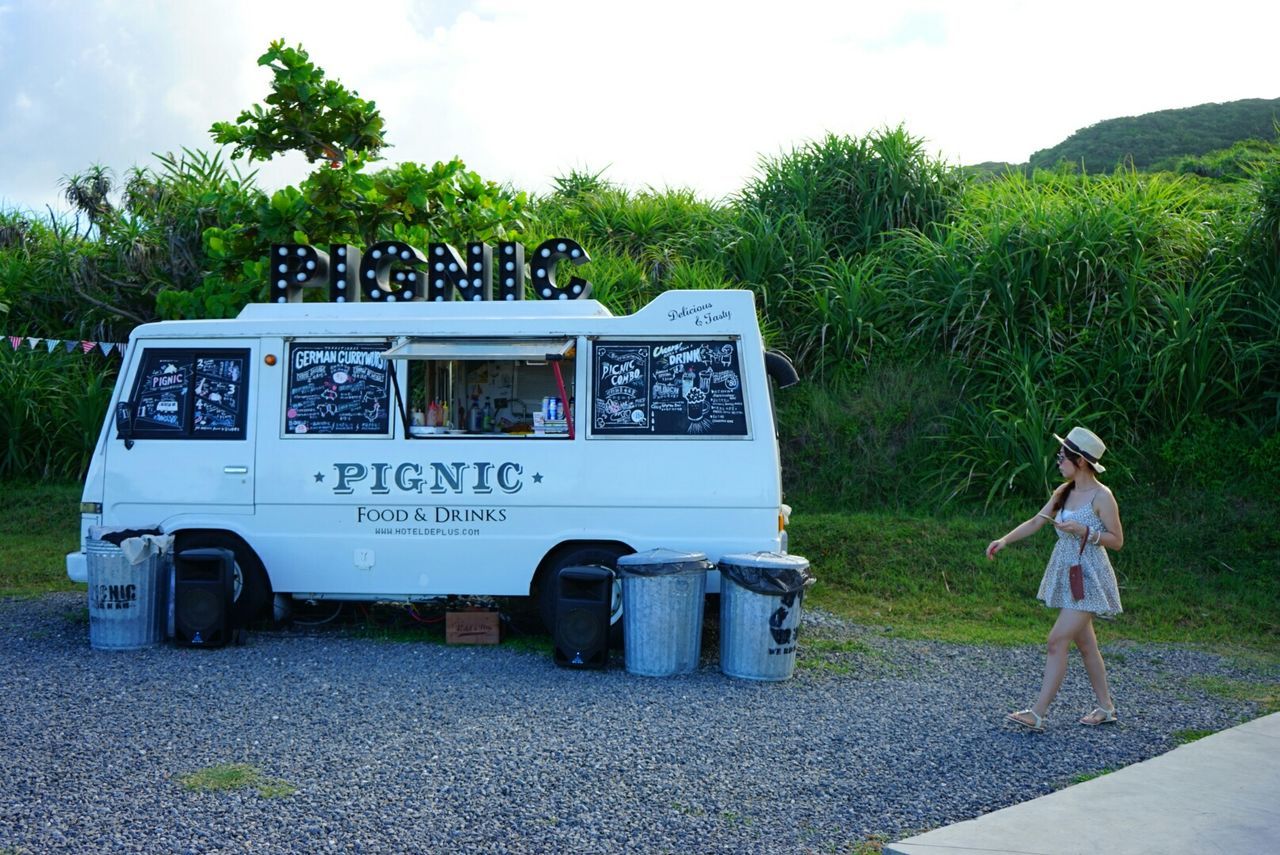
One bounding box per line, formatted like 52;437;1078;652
1055;449;1079;463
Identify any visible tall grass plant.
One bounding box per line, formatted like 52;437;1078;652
0;348;114;480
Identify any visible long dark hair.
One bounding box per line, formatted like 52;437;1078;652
1051;448;1085;513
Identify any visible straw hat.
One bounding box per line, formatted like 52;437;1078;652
1053;426;1107;473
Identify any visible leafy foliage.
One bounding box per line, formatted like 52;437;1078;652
2;46;1277;503
1158;137;1280;181
880;168;1276;501
172;41;526;320
1;151;264;341
210;40;386;168
0;347;114;480
738;127;962;262
166;155;528;319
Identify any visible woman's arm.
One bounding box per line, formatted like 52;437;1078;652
1092;487;1124;550
986;487;1062;559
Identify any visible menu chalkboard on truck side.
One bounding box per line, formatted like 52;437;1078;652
592;340;747;436
130;349;249;439
286;342;391;435
192;356;247;436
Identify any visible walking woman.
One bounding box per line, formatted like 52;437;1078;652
986;427;1125;731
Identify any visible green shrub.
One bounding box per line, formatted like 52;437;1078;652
0;348;115;480
882;168;1273;500
1154;417;1280;490
738;127;962;260
777;362;956;510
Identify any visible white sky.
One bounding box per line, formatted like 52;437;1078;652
1;0;1277;216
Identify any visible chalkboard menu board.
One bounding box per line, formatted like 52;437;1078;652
286;342;391;435
193;356;247;436
130;349;249;439
592;339;747;436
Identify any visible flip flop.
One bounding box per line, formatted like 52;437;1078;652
1080;706;1118;726
1005;709;1046;732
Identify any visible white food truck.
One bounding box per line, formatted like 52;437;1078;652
68;275;797;629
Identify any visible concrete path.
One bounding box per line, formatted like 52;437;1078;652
885;712;1280;855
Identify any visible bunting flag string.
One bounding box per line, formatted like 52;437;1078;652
3;333;126;357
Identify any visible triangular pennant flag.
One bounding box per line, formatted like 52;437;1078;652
46;339;59;353
64;340;78;353
100;342;115;357
27;337;40;349
7;336;20;350
80;340;96;354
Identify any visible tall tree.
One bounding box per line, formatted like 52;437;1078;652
211;40;387;169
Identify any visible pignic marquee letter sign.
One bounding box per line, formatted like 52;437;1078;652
269;238;592;304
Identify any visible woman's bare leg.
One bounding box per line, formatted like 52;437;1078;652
1074;615;1113;711
1030;609;1094;716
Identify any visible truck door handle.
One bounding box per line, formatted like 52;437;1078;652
223;466;250;475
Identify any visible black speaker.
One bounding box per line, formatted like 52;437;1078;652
174;547;235;647
553;565;613;669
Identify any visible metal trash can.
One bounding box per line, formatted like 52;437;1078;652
86;527;172;651
619;549;713;677
718;552;814;681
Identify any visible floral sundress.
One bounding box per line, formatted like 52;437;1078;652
1036;502;1123;615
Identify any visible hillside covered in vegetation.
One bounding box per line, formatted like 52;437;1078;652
1028;97;1280;172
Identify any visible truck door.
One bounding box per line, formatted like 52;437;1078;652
105;341;257;521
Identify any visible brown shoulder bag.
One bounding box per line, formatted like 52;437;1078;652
1069;526;1088;601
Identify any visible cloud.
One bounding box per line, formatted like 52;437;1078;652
1;0;1278;216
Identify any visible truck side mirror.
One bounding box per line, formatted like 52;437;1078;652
764;351;800;389
116;401;135;449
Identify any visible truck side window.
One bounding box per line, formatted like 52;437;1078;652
284;342;391;436
127;349;250;440
407;357;574;436
590;339;748;437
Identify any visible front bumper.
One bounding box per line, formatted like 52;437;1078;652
66;551;88;584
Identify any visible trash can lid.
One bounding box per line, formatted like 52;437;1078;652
88;526;172;565
89;526;163;546
718;551;814;594
617;548;713;576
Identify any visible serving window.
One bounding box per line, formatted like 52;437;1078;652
381;339;576;438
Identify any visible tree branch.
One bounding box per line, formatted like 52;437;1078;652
72;284;149;326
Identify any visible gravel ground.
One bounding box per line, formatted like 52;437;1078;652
1;592;1275;854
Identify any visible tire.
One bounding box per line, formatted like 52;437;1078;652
175;532;271;625
537;544;631;642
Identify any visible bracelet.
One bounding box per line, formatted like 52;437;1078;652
1090;529;1102;545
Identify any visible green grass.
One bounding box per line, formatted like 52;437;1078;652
797;637;876;674
177;763;296;798
0;481;81;597
1068;768;1114;785
790;479;1280;649
1185;675;1280;715
9;481;1278;654
1171;729;1215;745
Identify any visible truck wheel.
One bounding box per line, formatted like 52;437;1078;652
176;532;271;625
538;545;630;642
